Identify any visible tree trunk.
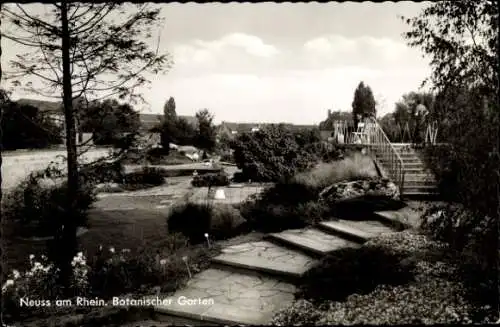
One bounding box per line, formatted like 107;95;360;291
59;1;79;296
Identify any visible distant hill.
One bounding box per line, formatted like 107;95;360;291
17;98;62;113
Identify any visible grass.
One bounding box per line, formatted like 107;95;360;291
1;169;261;326
292;152;379;190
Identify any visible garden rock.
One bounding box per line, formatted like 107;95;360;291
319;178;399;205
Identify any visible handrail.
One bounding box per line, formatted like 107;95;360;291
362;117;406;198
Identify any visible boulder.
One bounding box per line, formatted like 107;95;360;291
319;177;399;205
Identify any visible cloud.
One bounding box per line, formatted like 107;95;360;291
172;32;279;65
303;34;414;67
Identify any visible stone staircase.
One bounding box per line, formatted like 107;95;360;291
144;211;410;326
375;143;440;200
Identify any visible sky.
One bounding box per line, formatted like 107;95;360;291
1;2;433;124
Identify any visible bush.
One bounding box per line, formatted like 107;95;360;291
273;231;495;325
299;246;416;303
239;196;330;233
80;161;125;185
167;202;248;243
219;152;234;163
231;171;247;183
123;166;166;186
420;204;498;310
191;171;230;187
88;236;196;299
231;125;325;182
2;236;218;323
2;175;96;237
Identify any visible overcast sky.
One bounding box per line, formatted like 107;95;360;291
2;2;432;124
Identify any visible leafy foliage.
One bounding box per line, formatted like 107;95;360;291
1;95;62;150
379;92;436;143
1;3;172;293
274;231;495;325
402;1;499;317
191;171;230;188
230;124;325;182
163;96;177;119
194;109;217;152
351;81;376;127
78;98;141;146
299;246;416;303
167;203;248;243
402;0;499;219
2;174;96;238
158;116;197;151
123;166;166;186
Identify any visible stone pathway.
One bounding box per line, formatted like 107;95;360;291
150;212;409;325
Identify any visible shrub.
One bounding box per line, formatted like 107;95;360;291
88;239;196;299
239;196;330;233
231;125;322;182
231;171;247;183
2;237;217;323
2;253;89;322
123;166;166;186
420;204;498;310
167;202;247;243
191;171;230;187
302;141;345;163
298;246;416;303
274;280;476;325
273;231;495;325
80;161;125;185
2;175;96;237
219;152;234;163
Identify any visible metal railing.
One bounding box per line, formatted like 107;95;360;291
360;117;406;197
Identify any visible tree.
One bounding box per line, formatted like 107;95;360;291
194;109;216;152
319;110;352;130
163;97;176;119
1;98;63;149
351;82;376;128
402;0;499;303
1;3;171;293
79;98;140;146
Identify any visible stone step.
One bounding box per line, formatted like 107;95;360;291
402;191;441;200
403;185;439;193
152;268;296;325
211;241;315;279
403;162;425;168
380;157;422;163
403;167;430;174
265;228;360;257
317;220;378;243
403;174;436;183
403;180;437;187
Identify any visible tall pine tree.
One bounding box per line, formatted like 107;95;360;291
351;81;376;128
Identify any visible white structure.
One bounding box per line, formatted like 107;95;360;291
213;188;226;200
